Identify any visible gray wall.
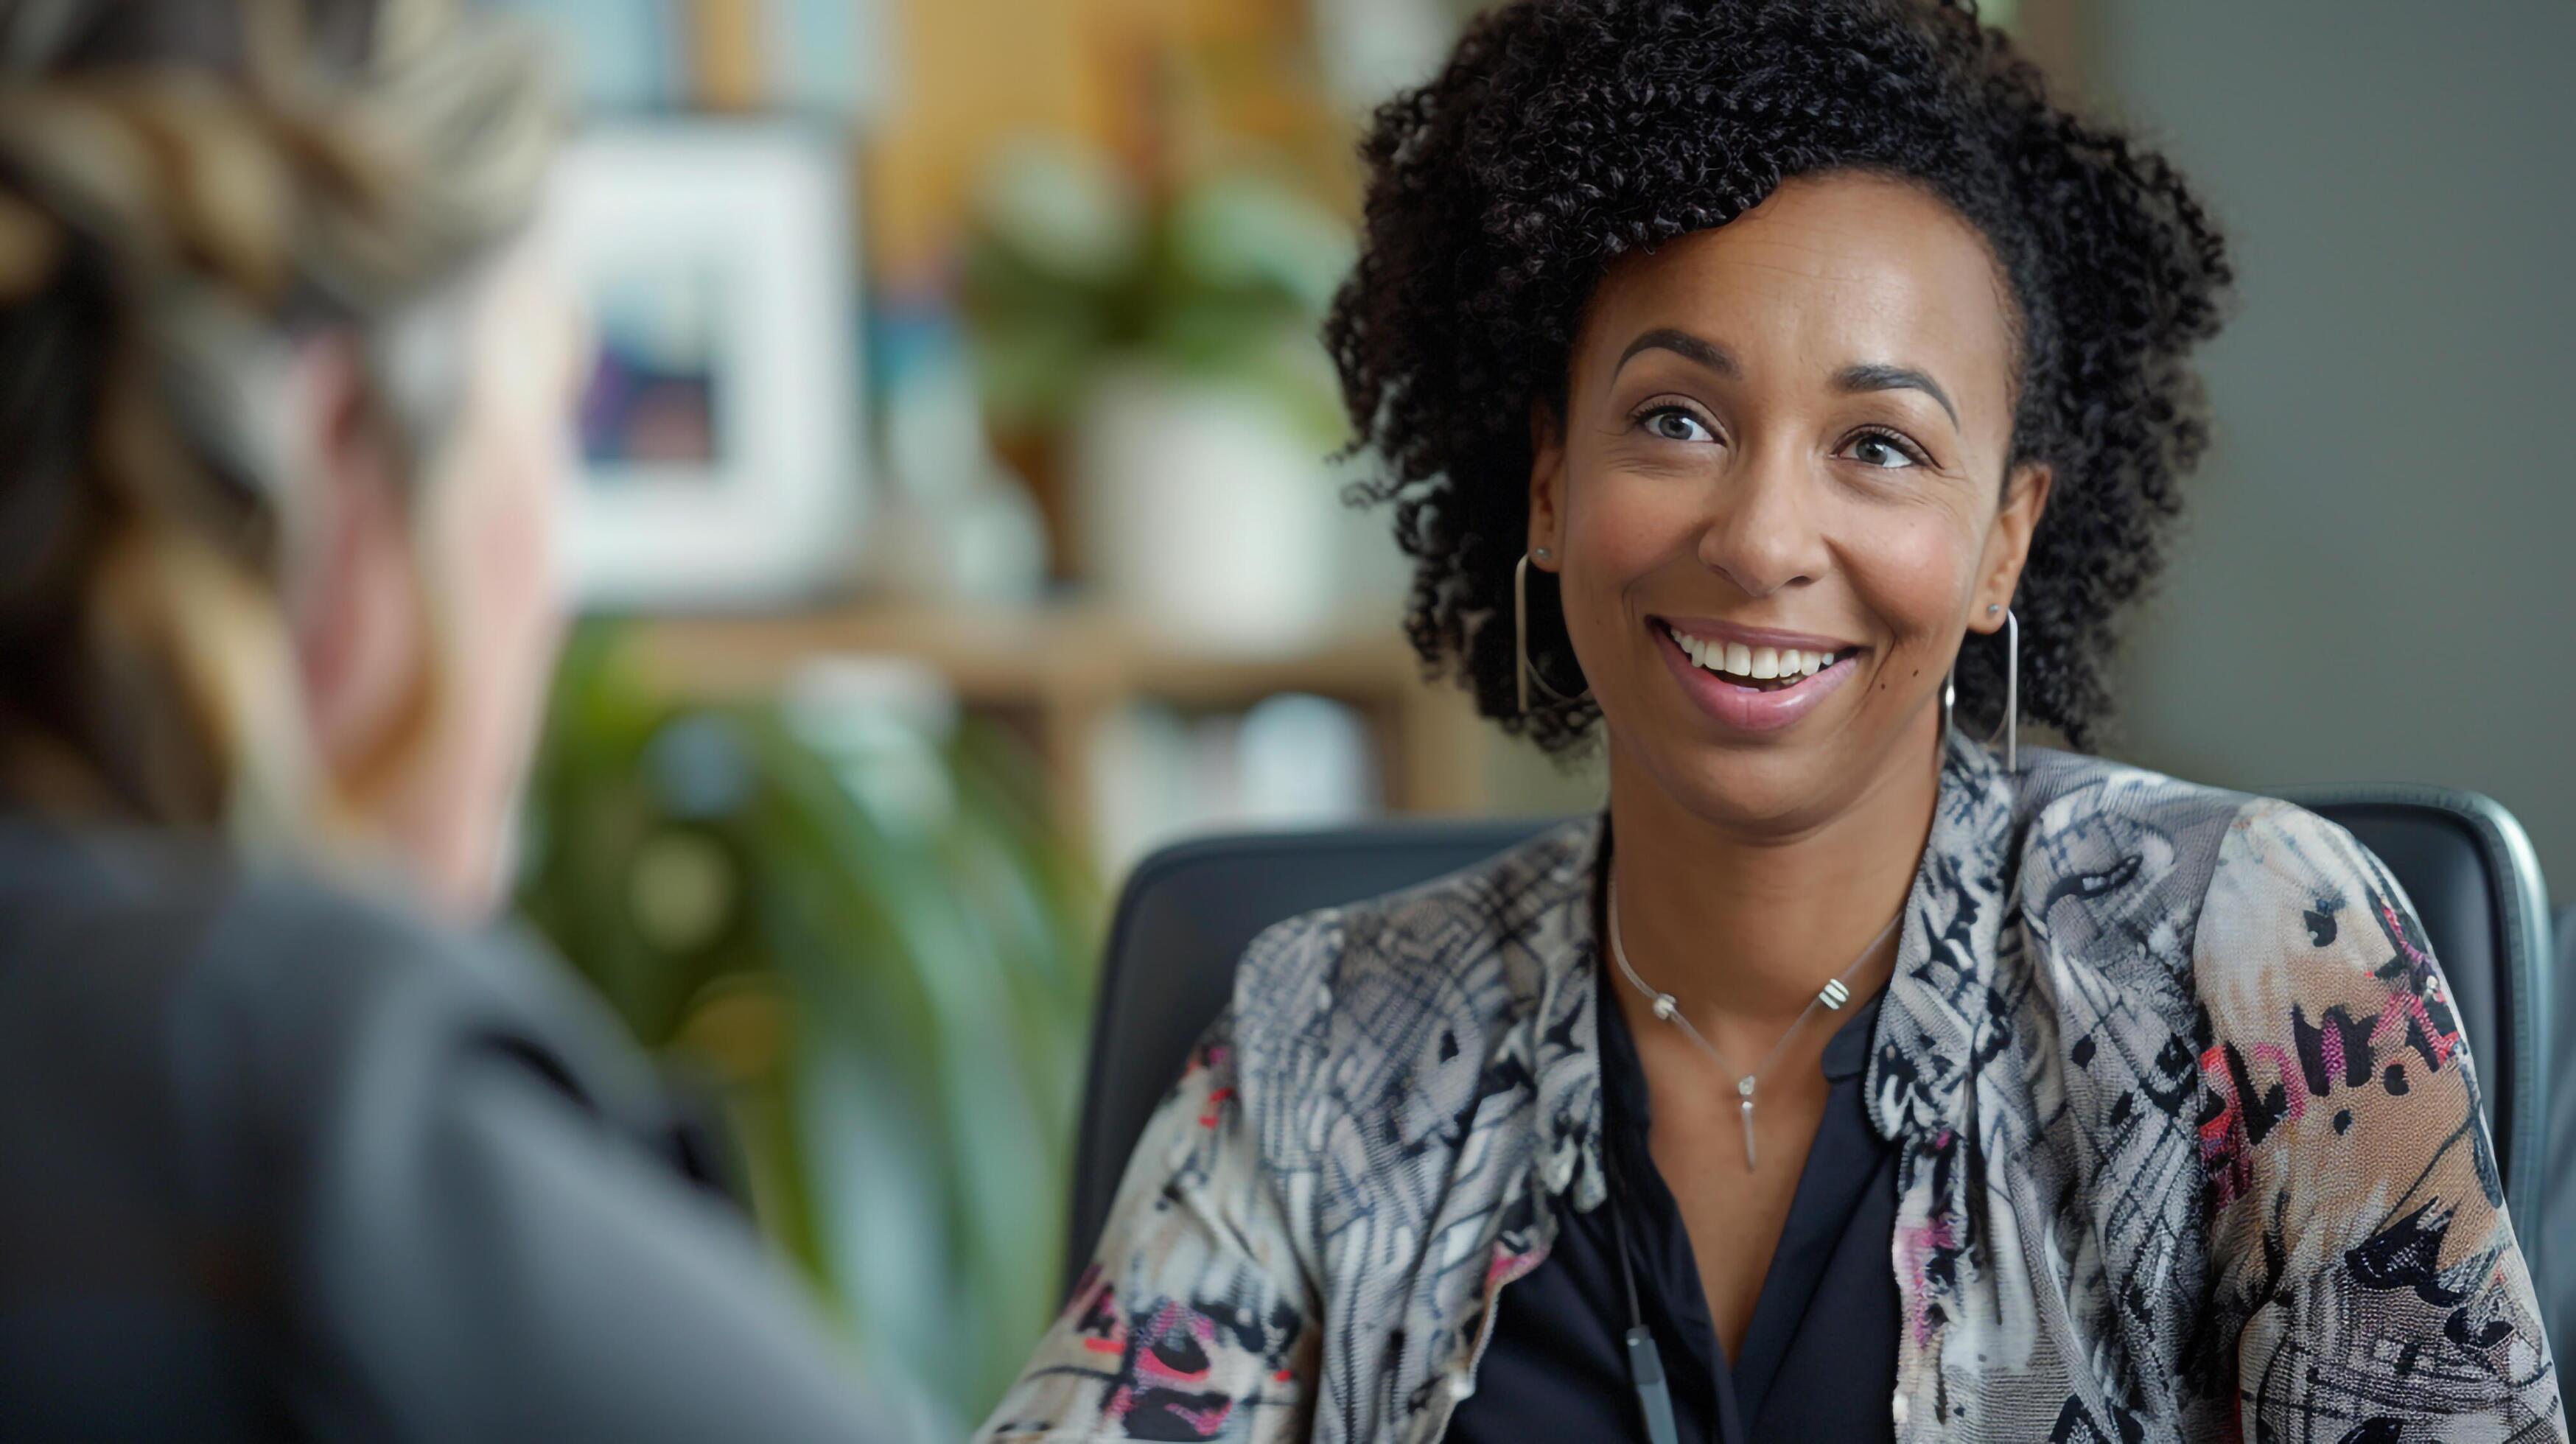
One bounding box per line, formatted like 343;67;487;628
2088;0;2576;894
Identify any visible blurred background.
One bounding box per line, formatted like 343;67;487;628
485;0;2575;1434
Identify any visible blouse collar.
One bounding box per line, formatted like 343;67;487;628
1526;727;2017;1210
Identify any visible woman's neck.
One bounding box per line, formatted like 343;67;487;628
1604;714;1942;1029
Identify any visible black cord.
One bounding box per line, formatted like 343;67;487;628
1604;1145;1682;1444
1595;846;1679;1444
1610;1152;1646;1329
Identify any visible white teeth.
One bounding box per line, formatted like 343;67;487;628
1668;626;1845;684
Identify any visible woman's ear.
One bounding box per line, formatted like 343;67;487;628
1975;460;2054;631
1527;400;1566;566
281;332;429;794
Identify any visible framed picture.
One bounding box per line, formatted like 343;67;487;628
552;122;865;609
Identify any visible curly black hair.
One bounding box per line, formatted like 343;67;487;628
1325;0;2231;754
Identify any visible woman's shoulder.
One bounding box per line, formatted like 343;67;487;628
2006;745;2421;1003
2008;744;2361;933
0;818;673;1184
1223;816;1599;1084
2014;743;2260;854
0;817;453;1031
2188;788;2444;1031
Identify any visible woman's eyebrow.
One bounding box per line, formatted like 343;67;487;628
1835;361;1960;434
1614;327;1740;380
1612;332;1961;437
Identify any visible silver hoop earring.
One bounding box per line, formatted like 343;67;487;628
1942;606;2019;771
1515;550;1584;715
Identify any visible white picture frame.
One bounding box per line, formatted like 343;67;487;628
552;122;865;610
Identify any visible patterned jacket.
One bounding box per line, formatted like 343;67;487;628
981;732;2563;1442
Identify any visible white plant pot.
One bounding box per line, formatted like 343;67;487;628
1071;365;1340;650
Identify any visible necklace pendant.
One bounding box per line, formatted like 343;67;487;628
1740;1096;1757;1170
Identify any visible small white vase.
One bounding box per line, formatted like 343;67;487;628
1071;364;1341;650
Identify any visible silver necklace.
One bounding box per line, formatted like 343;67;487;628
1606;877;1902;1171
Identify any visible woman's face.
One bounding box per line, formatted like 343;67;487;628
1529;171;2051;833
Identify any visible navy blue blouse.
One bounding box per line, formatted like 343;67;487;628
1445;953;1900;1443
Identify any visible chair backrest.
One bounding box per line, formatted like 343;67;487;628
2543;902;2576;1350
1065;789;2554;1295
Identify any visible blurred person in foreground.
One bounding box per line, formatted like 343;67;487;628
0;1;892;1437
984;0;2562;1440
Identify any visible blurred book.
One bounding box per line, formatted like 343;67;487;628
1087;693;1380;878
494;0;676;111
497;0;883;119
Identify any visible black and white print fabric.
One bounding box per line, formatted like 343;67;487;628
982;732;2561;1443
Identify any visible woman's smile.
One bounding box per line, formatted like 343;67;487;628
1650;616;1863;733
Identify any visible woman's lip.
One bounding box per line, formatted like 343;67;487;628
1653;615;1862;655
1653;621;1859;733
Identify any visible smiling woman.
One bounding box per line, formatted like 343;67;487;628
979;2;2564;1442
1328;8;2233;771
1530;174;2051;825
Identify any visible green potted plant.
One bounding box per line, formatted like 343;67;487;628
960;141;1381;646
515;627;1100;1434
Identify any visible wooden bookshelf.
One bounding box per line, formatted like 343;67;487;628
625;604;1490;838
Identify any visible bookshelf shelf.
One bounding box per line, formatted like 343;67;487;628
624;604;1490;850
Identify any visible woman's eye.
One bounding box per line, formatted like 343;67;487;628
1642;407;1713;443
1845;432;1921;469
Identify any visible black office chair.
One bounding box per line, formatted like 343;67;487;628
1063;788;2555;1300
2544;902;2576;1350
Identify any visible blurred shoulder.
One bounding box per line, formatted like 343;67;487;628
0;817;658;1142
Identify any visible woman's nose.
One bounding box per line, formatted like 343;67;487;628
1693;443;1828;599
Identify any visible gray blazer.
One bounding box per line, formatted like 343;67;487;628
0;820;890;1441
